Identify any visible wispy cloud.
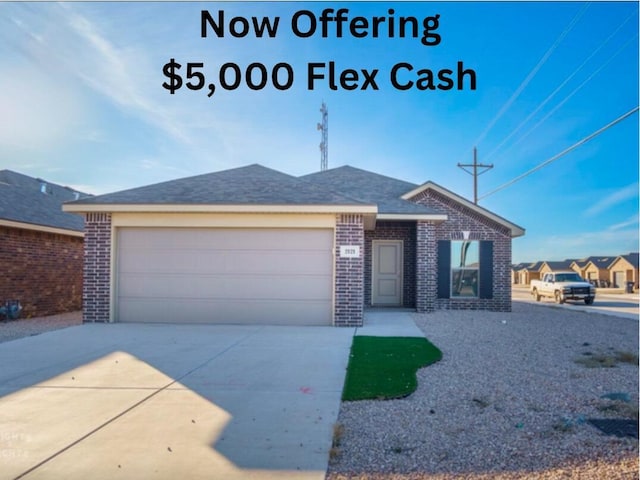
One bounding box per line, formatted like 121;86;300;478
585;183;639;216
608;214;639;231
58;4;194;145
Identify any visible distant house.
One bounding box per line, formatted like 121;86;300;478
511;262;530;284
539;260;576;278
514;261;544;285
582;256;617;285
570;258;590;278
513;254;639;290
0;170;89;318
608;253;639;289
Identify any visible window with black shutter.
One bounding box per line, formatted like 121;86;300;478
437;239;494;299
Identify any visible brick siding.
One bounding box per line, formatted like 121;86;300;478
0;226;83;318
364;221;416;308
411;190;512;312
334;214;364;326
416;221;438;312
83;213;112;322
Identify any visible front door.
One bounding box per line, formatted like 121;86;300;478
372;240;403;306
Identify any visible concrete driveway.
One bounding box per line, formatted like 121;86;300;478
0;323;355;480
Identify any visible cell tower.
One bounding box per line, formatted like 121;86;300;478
317;102;328;171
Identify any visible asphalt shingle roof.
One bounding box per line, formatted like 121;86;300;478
300;166;440;215
70;164;371;207
621;253;639;267
0;170;88;232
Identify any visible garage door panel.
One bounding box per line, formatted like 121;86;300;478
118;228;331;250
118;298;330;325
116;228;334;325
119;250;333;276
118;273;333;300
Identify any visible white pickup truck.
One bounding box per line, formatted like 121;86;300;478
530;271;596;305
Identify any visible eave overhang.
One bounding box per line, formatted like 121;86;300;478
0;218;84;238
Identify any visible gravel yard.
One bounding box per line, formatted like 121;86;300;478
0;311;82;343
328;302;639;480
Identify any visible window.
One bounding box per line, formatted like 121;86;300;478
451;241;479;297
437;240;493;300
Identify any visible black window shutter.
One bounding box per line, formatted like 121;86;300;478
437;240;451;299
479;241;493;299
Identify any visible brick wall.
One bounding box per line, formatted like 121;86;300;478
416;221;437;312
364;221;416;307
334;214;364;326
411;190;513;312
0;226;83;318
83;213;112;322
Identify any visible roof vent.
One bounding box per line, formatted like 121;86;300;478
40;182;48;194
73;192;80;200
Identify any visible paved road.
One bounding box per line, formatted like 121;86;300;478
512;286;639;320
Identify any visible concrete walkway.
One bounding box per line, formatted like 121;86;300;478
0;323;355;480
357;309;426;337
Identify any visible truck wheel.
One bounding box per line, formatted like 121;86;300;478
584;297;594;305
532;289;541;302
554;291;565;304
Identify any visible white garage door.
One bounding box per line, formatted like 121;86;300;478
116;228;334;325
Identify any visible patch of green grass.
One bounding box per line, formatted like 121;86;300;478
342;336;442;401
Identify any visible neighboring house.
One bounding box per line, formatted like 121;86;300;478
514;261;544;285
64;164;525;327
539;260;576;278
582;256;617;284
608;253;639;289
0;170;88;318
570;258;590;278
511;263;530;284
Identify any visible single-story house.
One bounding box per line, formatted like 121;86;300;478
64;164;525;327
570;258;590;279
511;262;530;284
538;260;576;278
608;253;639;289
0;170;87;318
513;261;544;285
581;256;617;284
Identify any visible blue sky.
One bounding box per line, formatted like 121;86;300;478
1;2;638;263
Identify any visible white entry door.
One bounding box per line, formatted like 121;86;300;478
372;240;403;306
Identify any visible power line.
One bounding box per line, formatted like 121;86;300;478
501;32;638;156
478;106;639;201
468;2;589;151
484;7;639;163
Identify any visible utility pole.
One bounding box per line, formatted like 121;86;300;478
457;147;493;204
317;102;328;171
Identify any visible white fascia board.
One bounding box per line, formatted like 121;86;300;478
376;213;448;222
63;203;378;215
0;218;84;237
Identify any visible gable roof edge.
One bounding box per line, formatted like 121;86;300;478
402;181;525;238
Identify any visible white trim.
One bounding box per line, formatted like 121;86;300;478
401;181;525;238
0;218;84;238
63;203;378;214
376;213;448;222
